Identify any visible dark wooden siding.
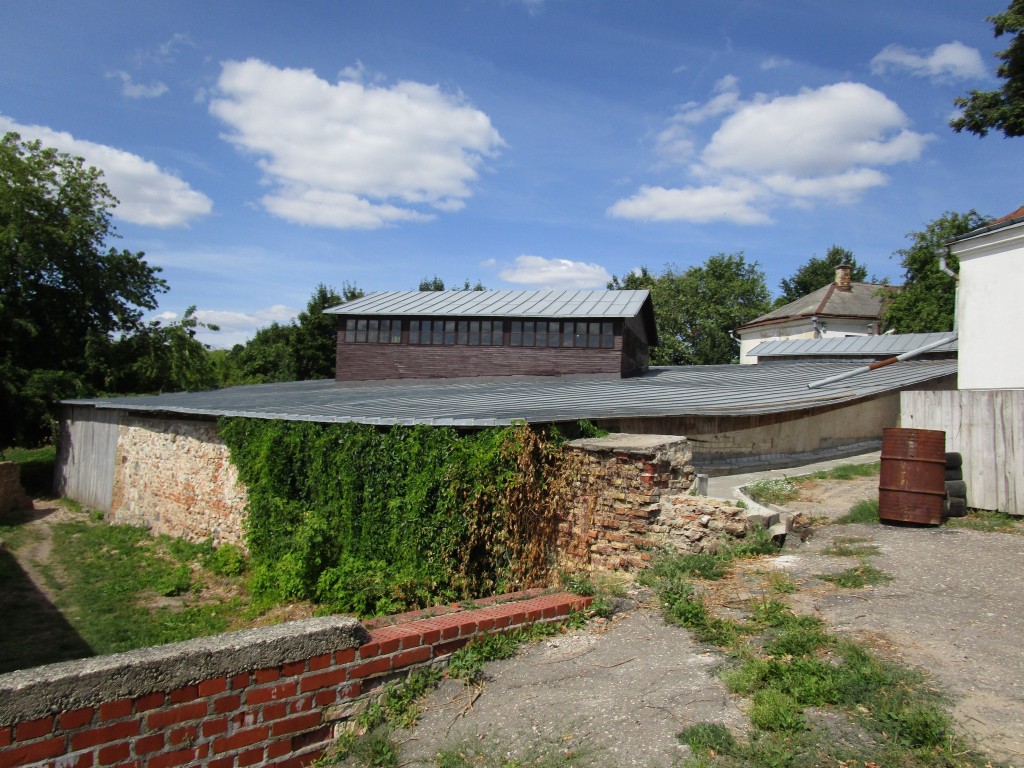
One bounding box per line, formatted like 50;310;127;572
335;316;647;382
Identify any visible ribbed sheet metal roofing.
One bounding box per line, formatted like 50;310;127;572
64;360;956;427
324;289;651;319
749;333;958;358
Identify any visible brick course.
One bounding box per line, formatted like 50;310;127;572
0;592;589;768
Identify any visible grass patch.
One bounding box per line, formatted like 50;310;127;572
945;510;1024;534
819;563;891;589
744;477;799;506
821;536;881;557
434;730;595;768
836;498;880;525
802;461;880;481
642;526;989;767
43;520;243;654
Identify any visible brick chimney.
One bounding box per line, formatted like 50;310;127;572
835;264;852;292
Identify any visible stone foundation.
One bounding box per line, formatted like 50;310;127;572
0;462;32;516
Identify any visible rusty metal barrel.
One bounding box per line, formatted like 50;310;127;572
878;427;947;525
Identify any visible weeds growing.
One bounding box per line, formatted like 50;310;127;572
819;563;892;589
836;498;880;525
641;533;990;768
744;477;799;506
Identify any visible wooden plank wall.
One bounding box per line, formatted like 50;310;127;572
54;405;121;511
900;390;1023;515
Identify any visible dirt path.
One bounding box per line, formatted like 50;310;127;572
0;500;94;672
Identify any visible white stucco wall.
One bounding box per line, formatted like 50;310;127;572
951;221;1024;389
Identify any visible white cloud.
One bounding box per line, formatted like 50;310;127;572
608;183;770;225
870;41;987;82
608;80;932;225
209;59;504;229
760;56;791;71
155;304;298;348
0;115;212;227
108;70;169;99
498;255;611;289
701;82;930;176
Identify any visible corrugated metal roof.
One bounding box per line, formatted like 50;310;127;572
749;333;958;359
64;360;956;427
325;290;651;319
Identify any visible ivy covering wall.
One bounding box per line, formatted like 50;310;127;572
218;419;582;616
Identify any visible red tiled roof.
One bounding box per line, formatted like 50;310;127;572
991;205;1024;226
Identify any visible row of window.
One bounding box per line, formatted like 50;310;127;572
344;318;616;349
510;321;614;349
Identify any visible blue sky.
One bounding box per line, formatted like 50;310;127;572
2;1;1018;346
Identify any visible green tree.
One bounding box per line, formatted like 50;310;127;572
418;275;446;291
219;323;297;385
609;253;770;365
417;276;486;291
100;307;220;394
1;132;167;445
776;246;869;306
293;282;363;380
951;0;1024;137
883;211;990;333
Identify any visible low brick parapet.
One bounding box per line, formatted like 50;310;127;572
0;591;591;768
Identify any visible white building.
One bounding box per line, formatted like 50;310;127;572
736;266;895;364
949;205;1024;390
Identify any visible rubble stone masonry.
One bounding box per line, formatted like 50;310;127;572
102;420;749;569
0;462;32;516
556;434;749;572
109;416;247;546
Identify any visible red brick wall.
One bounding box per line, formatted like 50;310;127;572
0;592;589;768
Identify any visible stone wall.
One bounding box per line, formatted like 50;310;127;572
0;591;589;768
93;419;753;572
556;434;751;572
109;416;247;546
0;462;32;516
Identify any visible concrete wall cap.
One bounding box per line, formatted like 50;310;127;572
0;616;368;726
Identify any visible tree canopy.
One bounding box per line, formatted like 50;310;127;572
882;210;989;333
217;283;364;386
776;246;869;306
951;0;1024;138
1;132;168;445
609;253;770;365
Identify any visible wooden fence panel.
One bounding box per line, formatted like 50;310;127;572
54;405;121;511
901;390;1023;515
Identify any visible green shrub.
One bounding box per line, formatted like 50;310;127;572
219;420;577;615
204;543;247;577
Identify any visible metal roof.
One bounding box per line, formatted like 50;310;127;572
738;282;894;329
64;360;956;428
325;290;651;319
749;333;958;359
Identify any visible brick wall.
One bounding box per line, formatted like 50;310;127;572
557;435;757;570
109;416;247;546
558;435;695;571
0;591;590;768
0;463;32;516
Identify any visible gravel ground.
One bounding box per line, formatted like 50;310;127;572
392;474;1024;767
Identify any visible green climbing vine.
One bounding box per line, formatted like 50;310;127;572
218;419;584;617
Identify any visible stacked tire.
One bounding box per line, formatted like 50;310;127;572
944;452;968;518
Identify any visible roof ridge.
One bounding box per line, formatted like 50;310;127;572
814;283;836;314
